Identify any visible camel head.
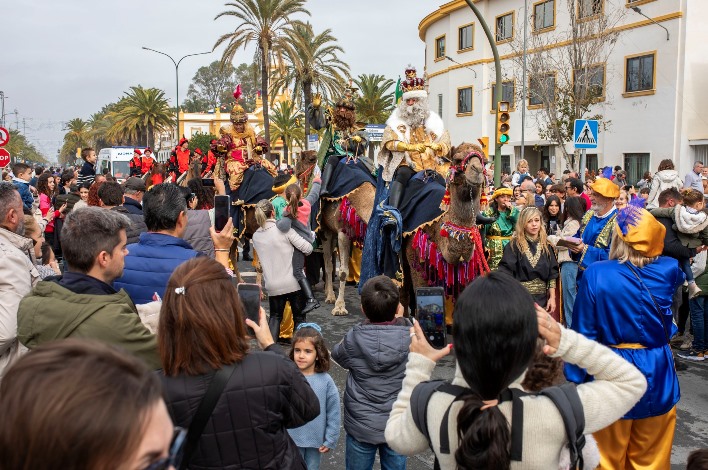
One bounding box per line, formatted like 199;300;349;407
447;142;487;206
295;150;318;180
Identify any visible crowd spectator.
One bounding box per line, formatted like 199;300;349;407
58;168;76;195
252;198;314;340
179;185;214;258
74;183;90;209
187;177;215;210
636;171;652;190
36;173;65;251
616;189;629;210
17;207;160;369
481;188;519;271
22;215;60;279
0;340;176;469
158;257;319;469
87;179;105;207
385;272;646;468
0;182;39;379
685;161;704;193
567;206;681;468
646;159;684;209
511;159;530;186
543;194;562;234
614;170;628;187
98;181;147;245
76;147;97;187
28;166;43;187
1;171;10;182
123;176;146;215
564;177;591;211
536;167;552;186
534;181;545;205
11;163;34;211
550;183;566;204
332;275;412;470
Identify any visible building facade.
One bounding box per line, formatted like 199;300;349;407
419;0;707;184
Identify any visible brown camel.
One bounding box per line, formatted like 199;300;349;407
296;151;376;316
401;142;489;320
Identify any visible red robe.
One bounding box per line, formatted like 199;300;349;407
141;156;154;174
129;156;142;176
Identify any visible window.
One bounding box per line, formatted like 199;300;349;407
458;87;473;115
587;154;599;173
625;52;655;94
578;0;602;19
624;153;650;185
435;35;446;60
491;81;515;111
501;155;511;174
458;23;474;51
496;12;514;43
533;0;555;31
574;64;605;102
529;73;556;107
438;93;443;117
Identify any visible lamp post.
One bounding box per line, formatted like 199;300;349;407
141;47;211;144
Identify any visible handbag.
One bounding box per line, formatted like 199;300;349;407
179;364;237;469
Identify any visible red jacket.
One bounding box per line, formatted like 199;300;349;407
129;156;142;176
202;151;217;175
141;156;154;174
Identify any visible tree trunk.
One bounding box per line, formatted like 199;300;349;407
303;82;312;150
284;141;289;166
260;43;271;159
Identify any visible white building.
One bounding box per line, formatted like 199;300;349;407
419;0;708;184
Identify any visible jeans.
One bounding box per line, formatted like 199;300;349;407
298;447;321;470
345;434;406;470
688;296;708;351
561;262;578;328
680;257;694;283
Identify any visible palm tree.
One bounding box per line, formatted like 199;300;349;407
270;22;350;145
106;86;173;147
214;0;310;151
60;118;92;164
354;74;395;159
87;103;119;149
269;100;304;165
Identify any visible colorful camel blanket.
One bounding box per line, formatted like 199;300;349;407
325;157;376;200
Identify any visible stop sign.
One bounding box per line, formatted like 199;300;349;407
0;149;10;168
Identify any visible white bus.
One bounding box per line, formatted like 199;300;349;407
97;147;147;183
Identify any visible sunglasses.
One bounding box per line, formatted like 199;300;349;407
142;427;187;470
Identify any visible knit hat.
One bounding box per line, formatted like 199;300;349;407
614;205;665;258
272;174;297;194
590;178;619;199
491;187;513;200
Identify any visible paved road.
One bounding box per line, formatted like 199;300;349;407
238;261;708;469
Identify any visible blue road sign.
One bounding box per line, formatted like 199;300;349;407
574;119;599;150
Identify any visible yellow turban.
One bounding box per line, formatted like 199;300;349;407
590;178;620;199
491;188;513;200
615;206;665;258
272;174;297;194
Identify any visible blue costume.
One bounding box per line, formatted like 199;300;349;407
574;208;617;281
565;256;683;419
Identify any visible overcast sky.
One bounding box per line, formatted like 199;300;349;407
2;0;436;161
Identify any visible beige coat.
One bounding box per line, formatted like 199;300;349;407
548;219;581;264
0;227;39;379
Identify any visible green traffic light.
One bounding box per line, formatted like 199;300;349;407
499;134;509;144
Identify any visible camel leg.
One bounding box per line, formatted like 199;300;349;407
323;232;337;304
332;232;350;316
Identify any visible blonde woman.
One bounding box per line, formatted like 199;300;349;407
498;207;559;314
511;159;530;186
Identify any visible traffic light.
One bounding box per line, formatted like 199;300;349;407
477;137;489;160
496;101;510;145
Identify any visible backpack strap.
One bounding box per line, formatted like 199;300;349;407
539;383;586;469
499;387;530;461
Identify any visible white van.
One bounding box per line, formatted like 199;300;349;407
97;147;147;183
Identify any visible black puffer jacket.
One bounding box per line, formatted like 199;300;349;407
110;206;147;245
160;345;319;469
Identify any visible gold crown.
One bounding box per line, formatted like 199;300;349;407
402;67;425;93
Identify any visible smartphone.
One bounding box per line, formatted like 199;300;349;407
237;283;261;335
202;178;215;187
415;287;447;349
214;195;230;232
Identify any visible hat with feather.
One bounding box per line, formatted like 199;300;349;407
614;205;665;258
230;85;248;123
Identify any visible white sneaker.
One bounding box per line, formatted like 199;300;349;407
680;333;694;351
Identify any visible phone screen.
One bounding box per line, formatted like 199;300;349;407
237;283;261;334
214;195;230;232
415;287;447;349
202;178;215;187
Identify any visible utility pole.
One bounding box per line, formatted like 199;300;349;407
0;91;5;128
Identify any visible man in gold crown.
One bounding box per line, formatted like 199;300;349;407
379;66;452;208
219;86;277;191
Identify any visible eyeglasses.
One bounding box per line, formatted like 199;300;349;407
142;427;187;470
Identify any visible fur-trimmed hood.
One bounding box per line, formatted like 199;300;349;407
674;204;708;234
385;108;445;143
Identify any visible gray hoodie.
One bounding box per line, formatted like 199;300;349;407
331;318;413;444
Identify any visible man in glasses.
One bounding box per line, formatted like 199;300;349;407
565;177;591;211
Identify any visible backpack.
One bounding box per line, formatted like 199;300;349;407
410;380;586;469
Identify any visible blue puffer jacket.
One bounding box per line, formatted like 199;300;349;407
114;232;200;304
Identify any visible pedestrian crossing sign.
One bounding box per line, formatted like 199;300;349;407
574;119;599;149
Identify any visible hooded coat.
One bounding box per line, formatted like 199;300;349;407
645;169;683;209
331;318;412;444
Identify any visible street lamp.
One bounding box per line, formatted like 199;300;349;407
141;47;211;144
630;7;669;41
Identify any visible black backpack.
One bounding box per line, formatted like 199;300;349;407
410;380;586;469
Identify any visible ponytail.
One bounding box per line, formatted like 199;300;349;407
284;183;302;220
455;396;511;469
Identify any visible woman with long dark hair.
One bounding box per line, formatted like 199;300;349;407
36;172;65;252
385;272;646;469
542;195;562;235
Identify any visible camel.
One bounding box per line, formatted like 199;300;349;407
143;162;169;188
401;142;489;319
296;151;376;316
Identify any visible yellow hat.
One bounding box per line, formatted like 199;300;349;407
590;178;620;199
615;206;665;258
272;174;297;194
491;187;513;200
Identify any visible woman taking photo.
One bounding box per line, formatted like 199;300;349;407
385;272;647;469
252;198;314;339
547;196;585;327
481;188;519;271
159;257;319;469
498;207;559;315
542;195;562;235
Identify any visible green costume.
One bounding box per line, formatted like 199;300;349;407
272;195;287;221
482;206;519;271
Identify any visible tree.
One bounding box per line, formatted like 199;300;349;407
184;61;237;112
269;100;304;165
60;118;91;165
106;86;174;148
270;21;350;145
507;0;626;170
6;130;48;165
214;0;310;152
188;131;219;157
87;103;119;149
354;74;395;125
